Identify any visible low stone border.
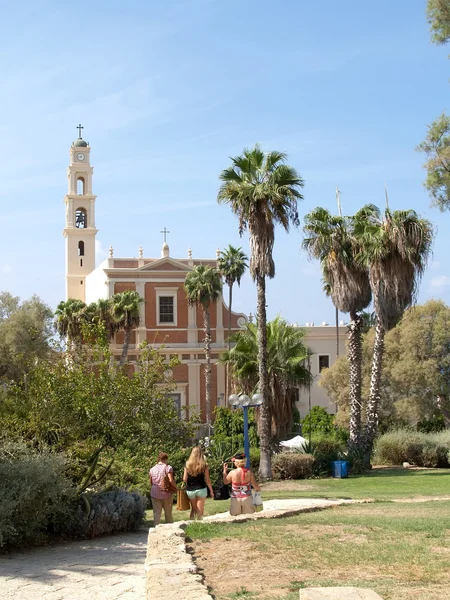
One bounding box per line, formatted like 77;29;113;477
145;498;372;600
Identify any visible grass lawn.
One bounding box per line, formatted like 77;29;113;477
179;469;450;600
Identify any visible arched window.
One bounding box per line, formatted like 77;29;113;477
78;241;85;256
77;177;85;195
75;208;87;229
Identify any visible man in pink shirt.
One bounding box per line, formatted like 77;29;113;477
149;452;176;525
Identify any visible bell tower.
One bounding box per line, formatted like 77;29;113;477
63;125;98;301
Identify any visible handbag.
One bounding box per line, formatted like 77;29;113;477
162;467;177;495
252;490;263;512
177;487;191;511
214;484;230;500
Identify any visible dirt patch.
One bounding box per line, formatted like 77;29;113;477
393;496;450;503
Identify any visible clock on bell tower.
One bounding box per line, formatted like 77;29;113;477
63;124;98;301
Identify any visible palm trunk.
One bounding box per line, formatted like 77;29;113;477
348;310;363;448
228;283;233;350
335;305;339;358
256;274;271;479
226;283;233;398
364;317;385;465
120;327;131;366
335;304;339;415
203;307;212;427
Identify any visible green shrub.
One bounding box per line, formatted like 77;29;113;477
417;414;446;433
51;488;147;539
249;447;260;473
374;429;450;467
272;453;315;479
0;440;75;549
301;406;335;435
307;435;345;475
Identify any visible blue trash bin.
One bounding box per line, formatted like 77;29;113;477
331;460;349;478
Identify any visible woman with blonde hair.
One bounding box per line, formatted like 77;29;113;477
183;446;214;519
223;453;260;516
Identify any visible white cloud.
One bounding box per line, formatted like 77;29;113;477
430;275;450;290
0;264;12;274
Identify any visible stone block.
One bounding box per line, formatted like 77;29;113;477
300;587;383;600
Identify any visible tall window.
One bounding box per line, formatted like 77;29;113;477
78;241;85;256
167;393;181;418
75;208;87;228
159;296;174;323
318;355;330;372
77;177;85;195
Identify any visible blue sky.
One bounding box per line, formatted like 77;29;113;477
1;0;449;324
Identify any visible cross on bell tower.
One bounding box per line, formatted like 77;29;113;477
77;123;84;138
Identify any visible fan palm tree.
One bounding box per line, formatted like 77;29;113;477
303;207;372;446
218;144;304;478
184;265;223;427
217;245;248;348
218;245;249;400
353;205;434;460
54;298;87;348
222;316;311;440
110;291;143;366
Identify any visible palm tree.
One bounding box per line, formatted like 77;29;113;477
218;245;248;400
218;144;304;478
217;245;248;348
83;299;117;345
54;298;87;348
353;205;434;460
222;316;311;440
110;291;143;366
303;207;372;447
184;265;222;427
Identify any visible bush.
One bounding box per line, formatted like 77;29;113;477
51;488;147;539
301;406;335;435
0;440;75;549
374;429;450;467
307;435;345;476
272;453;315;479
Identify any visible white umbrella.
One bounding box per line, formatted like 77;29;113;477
279;435;308;451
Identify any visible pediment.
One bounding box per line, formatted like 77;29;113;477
137;257;192;272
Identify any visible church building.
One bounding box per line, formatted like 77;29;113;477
63;128;248;421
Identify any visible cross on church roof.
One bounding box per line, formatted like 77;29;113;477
77;124;84;138
160;227;170;243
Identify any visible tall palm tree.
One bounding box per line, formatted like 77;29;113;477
184;265;222;427
353;205;434;460
218;144;304;478
54;298;87;348
110;291;143;366
222;316;311;440
217;245;248;348
303;208;372;447
218;245;249;399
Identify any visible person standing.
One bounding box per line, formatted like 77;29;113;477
223;453;260;516
149;452;175;526
183;446;214;520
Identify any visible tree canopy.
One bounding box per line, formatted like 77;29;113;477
418;2;450;209
320;300;450;431
0;292;53;382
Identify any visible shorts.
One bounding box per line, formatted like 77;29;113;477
230;495;254;516
186;487;208;499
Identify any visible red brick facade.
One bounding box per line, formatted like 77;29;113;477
105;252;247;422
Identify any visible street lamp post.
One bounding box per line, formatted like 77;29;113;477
228;393;263;468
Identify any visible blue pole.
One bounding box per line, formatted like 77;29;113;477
243;406;250;469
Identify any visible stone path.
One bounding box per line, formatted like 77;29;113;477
0;530;147;600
